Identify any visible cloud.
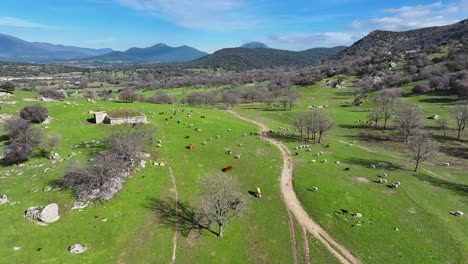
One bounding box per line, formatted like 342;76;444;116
367;1;464;31
115;0;261;31
0;17;58;29
345;20;362;30
268;32;363;48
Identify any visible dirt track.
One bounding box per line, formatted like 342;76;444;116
229;110;362;264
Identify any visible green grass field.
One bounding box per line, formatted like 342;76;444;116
0;78;467;263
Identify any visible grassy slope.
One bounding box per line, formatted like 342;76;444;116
0;91;294;263
236;80;467;264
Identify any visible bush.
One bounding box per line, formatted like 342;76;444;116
3;143;33;165
20;104;49;123
412;84;431;94
3;117;30;138
39;89;67;100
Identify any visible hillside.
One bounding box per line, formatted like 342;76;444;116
80;43;208;64
337;19;468;58
0;33;112;63
189;46;346;71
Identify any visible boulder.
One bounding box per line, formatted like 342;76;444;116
68;244;87;254
0;194;8;205
50;152;60;161
38;203;60;223
71;201;89;210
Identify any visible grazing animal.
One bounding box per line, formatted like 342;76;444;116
335;161;340;164
321;159;327;163
201;141;206;145
226;150;232;154
370;164;376;169
344;168;350;171
443;162;450;166
378;178;388;183
189;144;196;150
453;211;464;216
310;186;318;191
184;136;190;139
222;165;234;172
235;154;240;159
351;213;362;217
159;112;164;115
341;209;349;214
256;187;262;198
311;160;316;163
382;173;388;177
295;152;299;156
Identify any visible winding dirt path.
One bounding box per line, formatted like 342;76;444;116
228;110;362;264
166;162;179;264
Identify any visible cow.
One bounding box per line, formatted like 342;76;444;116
189;144;195;150
222;165;233;172
159;112;164;115
341;209;349;214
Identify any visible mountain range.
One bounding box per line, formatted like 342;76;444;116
78;43;208;64
0;33;113;63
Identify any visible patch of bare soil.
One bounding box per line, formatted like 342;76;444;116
354;177;371;183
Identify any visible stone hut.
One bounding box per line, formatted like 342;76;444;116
93;109;146;125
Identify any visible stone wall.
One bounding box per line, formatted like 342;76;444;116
108;116;147;125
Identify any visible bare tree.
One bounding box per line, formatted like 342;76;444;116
317;110;334;143
437;119;448;138
119;89;139;103
352;76;373;106
405;134;439;172
40;133;61;157
198;173;245;238
368;108;383;128
394;102;423;141
3;117;29;138
222;91;240;110
82;89;96;99
3;143;33;165
374;88;403;129
20;104;49;123
147;92;175;104
451;101;468;139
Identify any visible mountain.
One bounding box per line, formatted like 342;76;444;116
336;19;468;58
81;43;208;64
189;46;346;71
240;42;269;49
0;33;113;63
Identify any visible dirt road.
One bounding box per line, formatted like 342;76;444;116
228;110;362;264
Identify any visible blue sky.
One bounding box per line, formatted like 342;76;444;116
0;0;466;53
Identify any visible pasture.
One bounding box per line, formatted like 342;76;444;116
0;77;466;264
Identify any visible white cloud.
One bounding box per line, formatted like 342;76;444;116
0;17;58;29
368;1;465;31
115;0;261;31
345;20;362;30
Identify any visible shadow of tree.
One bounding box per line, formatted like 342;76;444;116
145;197;218;237
439;146;468;160
342;157;403;170
411;173;468;196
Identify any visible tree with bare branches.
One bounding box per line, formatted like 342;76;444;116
198;173;245;238
405;134;439;172
451;101;468;139
394;102;423;141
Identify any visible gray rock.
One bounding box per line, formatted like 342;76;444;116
139;160;146;168
71;201;89;210
43;186;52;192
0;194;8;205
38;203;60;223
69;244;87;254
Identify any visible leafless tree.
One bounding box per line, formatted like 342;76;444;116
368;108;383;128
197;173;245;238
3;117;29;138
394;102;423;141
374;88;403;129
82;89;96;99
147;92;175;104
119;89;139;103
20;104;49;123
352;76;373;106
451;101;468;139
405;134;439;172
437;119;449;138
3;143;33;165
40;133;61;157
222;91;240;110
295;108;333;143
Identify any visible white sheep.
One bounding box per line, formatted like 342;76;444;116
201;141;206;145
370;164;376;168
157;139;162;143
321;159;327;163
382;173;388;177
335;161;340;164
453;211;464;216
227;128;231;132
215;135;220;138
238;143;243;146
443;162;450;166
156;144;162;148
352;213;362;217
311;160;316;163
235;154;240;159
378;178;387;183
310;186;318;191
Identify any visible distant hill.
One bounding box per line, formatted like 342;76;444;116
336;19;468;58
240;42;269;49
81;43;208;64
0;33;113;63
189;46;346;71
